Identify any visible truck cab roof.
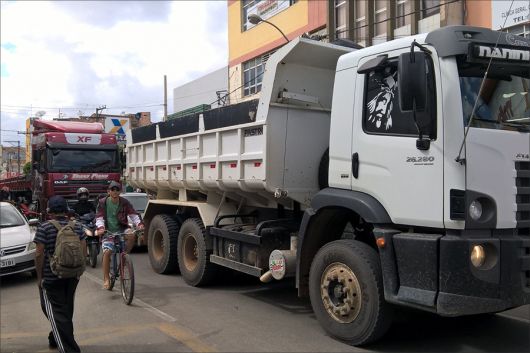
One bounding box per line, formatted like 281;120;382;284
33;119;105;134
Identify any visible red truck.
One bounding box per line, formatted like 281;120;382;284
0;119;121;217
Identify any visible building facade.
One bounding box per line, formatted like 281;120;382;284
0;145;26;178
326;0;528;48
172;66;228;114
227;0;327;103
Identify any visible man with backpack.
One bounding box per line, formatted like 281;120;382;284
34;196;86;353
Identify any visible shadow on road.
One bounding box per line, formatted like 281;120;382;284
0;271;36;288
369;309;529;352
241;279;314;315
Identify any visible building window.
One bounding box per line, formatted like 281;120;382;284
242;0;297;31
355;0;367;44
506;24;530;38
374;0;387;37
396;0;411;28
335;0;348;39
242;50;276;96
420;0;440;19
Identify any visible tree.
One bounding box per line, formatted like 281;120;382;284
23;162;31;175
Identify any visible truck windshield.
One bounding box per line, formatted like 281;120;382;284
48;149;120;172
458;59;530;132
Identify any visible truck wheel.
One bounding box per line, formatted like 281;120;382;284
318;148;329;189
177;218;217;286
148;214;180;274
309;239;392;345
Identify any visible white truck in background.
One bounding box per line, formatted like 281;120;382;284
126;26;530;345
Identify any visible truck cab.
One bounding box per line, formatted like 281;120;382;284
30;120;121;214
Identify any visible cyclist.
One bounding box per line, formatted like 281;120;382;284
72;187;95;216
95;181;144;290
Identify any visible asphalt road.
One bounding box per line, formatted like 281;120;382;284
1;250;529;352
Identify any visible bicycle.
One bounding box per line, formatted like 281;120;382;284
104;230;138;305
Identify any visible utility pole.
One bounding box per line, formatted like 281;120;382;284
96;105;107;119
164;75;168;122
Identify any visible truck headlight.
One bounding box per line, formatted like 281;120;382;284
470;243;498;270
470;245;485;268
27;241;36;251
469;200;483;221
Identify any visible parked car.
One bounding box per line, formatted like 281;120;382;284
0;202;39;276
121;192;148;247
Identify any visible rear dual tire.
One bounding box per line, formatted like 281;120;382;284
148;215;180;274
177;218;218;287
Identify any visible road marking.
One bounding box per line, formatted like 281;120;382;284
497;312;530;324
83;271;177;322
158;322;216;353
77;325;146;345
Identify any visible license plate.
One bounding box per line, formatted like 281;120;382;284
0;258;15;268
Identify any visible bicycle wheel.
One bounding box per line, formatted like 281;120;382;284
120;253;135;305
108;252;116;291
89;243;98;268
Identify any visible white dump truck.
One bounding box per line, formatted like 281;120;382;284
126;26;530;345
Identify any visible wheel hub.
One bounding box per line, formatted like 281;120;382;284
183;233;198;271
320;262;362;323
152;230;165;261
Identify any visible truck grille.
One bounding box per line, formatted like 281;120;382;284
53;181;111;199
516;161;530;232
523;238;530;289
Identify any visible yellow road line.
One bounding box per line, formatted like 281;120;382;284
4;322;216;352
157;322;217;353
77;325;147;345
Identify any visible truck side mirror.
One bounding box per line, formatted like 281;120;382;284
398;51;427;111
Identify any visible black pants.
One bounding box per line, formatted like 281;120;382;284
39;278;80;353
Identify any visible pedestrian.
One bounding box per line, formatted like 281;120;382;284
95;181;144;289
0;186;10;201
34;195;86;352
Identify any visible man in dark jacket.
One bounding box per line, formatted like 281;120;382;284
72;187;95;216
95;181;144;289
34;196;86;352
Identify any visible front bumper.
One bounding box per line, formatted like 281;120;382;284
376;229;530;316
0;248;36;277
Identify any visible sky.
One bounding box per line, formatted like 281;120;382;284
0;0;228;146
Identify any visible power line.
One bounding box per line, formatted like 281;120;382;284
1;102;164;110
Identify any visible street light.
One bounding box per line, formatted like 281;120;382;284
248;14;290;44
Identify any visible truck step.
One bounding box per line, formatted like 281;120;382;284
210;255;263;277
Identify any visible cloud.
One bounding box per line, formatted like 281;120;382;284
51;1;172;28
0;0;228;144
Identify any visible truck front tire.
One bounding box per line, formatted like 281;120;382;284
309;239;392;345
177;218;217;286
148;214;180;274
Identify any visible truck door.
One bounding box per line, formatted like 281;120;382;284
351;49;444;228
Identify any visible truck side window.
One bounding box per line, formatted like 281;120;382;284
362;59;436;138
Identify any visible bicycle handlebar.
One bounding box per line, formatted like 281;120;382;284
102;229;142;238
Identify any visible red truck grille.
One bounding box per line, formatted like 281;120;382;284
52;181;112;199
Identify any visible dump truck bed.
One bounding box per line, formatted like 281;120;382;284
126;38;353;208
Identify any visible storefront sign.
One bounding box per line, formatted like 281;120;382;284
245;0;291;30
492;0;529;30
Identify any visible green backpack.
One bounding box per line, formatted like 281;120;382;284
49;220;86;279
